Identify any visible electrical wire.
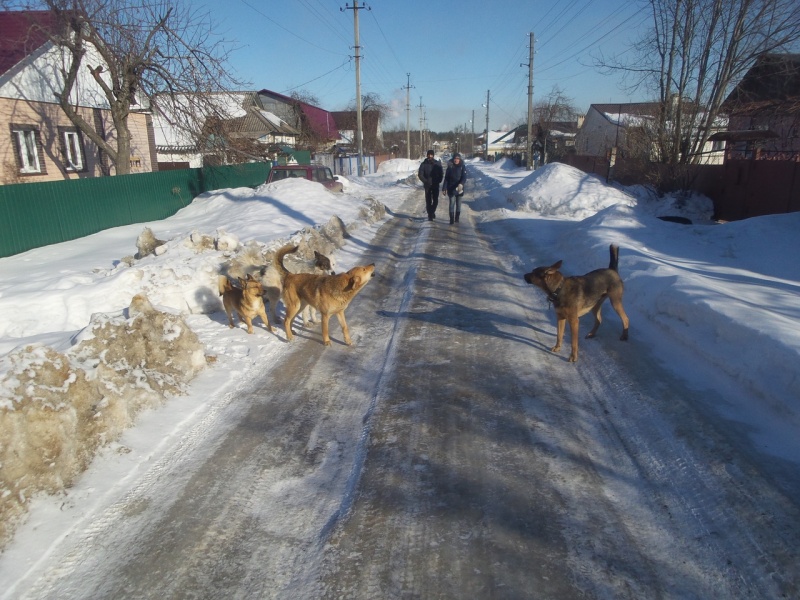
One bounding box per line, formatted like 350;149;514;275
281;58;353;94
238;0;347;56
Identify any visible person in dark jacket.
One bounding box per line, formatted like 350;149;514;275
442;153;467;224
418;150;443;221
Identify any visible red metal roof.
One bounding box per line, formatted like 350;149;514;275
0;10;55;78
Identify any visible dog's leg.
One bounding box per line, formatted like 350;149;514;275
320;313;332;346
242;313;255;334
225;308;235;329
301;304;314;327
336;311;352;346
266;289;281;324
586;299;605;339
283;300;300;341
552;318;566;353
568;315;580;362
609;296;630;341
258;304;274;333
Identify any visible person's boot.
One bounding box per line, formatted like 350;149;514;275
449;212;455;224
455;211;460;223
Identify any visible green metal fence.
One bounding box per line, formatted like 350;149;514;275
0;162;272;258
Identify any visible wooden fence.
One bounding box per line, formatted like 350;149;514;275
562;154;800;221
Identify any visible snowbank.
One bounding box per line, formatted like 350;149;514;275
506;163;637;219
0;177;392;549
0;295;206;545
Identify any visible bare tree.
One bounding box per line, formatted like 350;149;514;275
338;93;389;153
346;92;390;121
28;0;241;174
290;89;321;107
600;0;800;165
533;86;579;163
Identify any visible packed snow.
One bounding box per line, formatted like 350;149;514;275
0;156;798;573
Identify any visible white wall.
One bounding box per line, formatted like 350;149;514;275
0;42;110;109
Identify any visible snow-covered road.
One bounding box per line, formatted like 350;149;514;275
7;181;798;599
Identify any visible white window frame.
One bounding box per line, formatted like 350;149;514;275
12;128;42;174
62;129;84;171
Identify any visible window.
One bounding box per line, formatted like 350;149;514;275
11;126;43;174
59;127;86;172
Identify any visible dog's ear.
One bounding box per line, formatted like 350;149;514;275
549;260;563;271
344;274;360;291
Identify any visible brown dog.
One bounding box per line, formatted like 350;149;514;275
218;273;274;334
523;244;629;362
275;244;375;346
259;249;336;326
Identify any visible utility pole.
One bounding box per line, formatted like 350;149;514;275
418;96;424;158
423;111;428;153
471;109;475;157
342;2;369;175
523;32;535;170
403;73;414;160
484;90;490;161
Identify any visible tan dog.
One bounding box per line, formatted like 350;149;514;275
260;250;336;326
523;244;629;362
218;273;274;334
275;244;375;346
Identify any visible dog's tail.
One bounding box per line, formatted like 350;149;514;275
609;244;620;272
218;275;233;296
273;244;299;280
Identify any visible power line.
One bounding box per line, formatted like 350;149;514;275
368;7;406;72
239;0;347;56
300;0;351;45
537;9;648;75
281;58;353;94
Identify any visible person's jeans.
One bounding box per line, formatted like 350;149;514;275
448;193;461;215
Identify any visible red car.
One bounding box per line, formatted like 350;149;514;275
266;165;343;192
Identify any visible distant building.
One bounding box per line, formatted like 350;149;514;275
152;92;300;169
258;90;339;151
331;110;383;153
575;102;724;165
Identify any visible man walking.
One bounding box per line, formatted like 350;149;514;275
418;150;443;221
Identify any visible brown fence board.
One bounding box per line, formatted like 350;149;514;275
562;154;800;221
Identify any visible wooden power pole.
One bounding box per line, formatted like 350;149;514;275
343;2;369;175
525;32;535;170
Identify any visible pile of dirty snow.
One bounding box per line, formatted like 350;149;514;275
0;295;206;546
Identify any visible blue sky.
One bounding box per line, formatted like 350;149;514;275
198;0;653;132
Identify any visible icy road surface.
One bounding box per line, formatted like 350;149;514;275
7;191;799;599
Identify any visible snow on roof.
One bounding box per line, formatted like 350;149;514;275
260;110;285;128
602;112;652;127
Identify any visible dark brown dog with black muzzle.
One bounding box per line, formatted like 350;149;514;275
524;244;630;362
